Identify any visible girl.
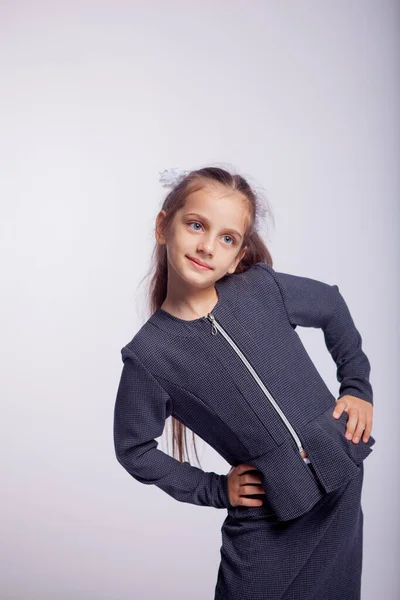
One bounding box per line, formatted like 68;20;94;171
113;166;375;600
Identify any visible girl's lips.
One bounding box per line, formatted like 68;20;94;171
186;256;213;270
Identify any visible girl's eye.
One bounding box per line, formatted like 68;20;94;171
222;235;234;245
188;222;235;245
188;222;202;231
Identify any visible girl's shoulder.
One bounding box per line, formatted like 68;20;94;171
120;315;167;361
234;261;279;293
234;261;272;284
235;261;338;321
247;261;336;294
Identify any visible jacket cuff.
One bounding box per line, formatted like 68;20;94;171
216;474;232;509
337;389;374;406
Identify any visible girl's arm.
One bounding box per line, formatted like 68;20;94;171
256;263;373;405
113;346;231;509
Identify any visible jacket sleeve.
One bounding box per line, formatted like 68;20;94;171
255;263;373;405
113;346;232;509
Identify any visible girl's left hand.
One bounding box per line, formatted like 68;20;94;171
332;395;373;444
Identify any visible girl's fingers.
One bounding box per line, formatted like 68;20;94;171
363;417;373;443
239;497;264;507
228;464;266;506
345;408;359;440
332;401;347;418
236;463;259;474
240;472;262;485
352;419;366;444
241;484;265;495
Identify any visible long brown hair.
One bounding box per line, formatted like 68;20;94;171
145;166;274;468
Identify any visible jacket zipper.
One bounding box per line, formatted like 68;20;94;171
205;312;310;462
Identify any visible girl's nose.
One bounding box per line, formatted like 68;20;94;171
197;237;216;255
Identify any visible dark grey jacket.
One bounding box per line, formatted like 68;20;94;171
113;262;375;521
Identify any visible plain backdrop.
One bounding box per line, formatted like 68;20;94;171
1;1;399;599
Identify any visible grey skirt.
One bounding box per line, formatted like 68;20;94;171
214;463;365;600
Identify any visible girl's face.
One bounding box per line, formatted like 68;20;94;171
156;185;250;289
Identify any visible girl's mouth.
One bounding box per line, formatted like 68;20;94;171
186;256;213;270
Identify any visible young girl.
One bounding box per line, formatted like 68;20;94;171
113;166;375;600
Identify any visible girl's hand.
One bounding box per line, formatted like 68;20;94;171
332;394;374;444
227;463;265;507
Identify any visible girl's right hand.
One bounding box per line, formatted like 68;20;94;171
227;463;266;507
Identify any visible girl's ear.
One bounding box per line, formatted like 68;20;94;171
228;246;247;274
237;245;247;265
155;210;168;244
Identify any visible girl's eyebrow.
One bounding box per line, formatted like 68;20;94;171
185;212;243;240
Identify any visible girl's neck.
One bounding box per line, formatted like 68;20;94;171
160;287;219;321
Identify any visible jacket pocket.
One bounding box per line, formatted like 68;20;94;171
334;409;375;462
300;404;376;494
312;405;375;464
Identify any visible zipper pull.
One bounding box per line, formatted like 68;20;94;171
299;447;310;462
206;313;218;335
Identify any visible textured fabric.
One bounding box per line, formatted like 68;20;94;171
214;463;365;600
113;262;375;520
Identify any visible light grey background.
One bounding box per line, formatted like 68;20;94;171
1;1;398;599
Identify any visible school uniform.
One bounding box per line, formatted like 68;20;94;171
113;261;375;599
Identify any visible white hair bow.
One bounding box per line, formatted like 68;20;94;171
158;167;190;188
